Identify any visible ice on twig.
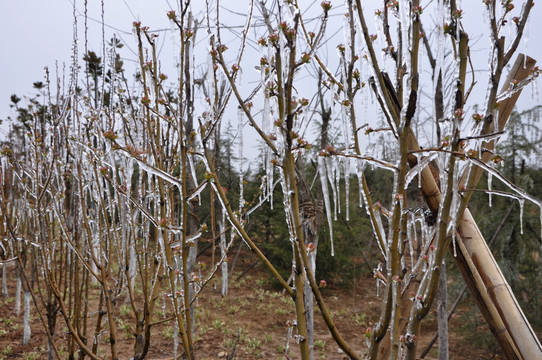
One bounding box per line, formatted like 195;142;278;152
318;157;334;256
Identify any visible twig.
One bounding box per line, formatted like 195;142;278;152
226;328;242;360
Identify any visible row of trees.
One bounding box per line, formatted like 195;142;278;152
1;0;541;359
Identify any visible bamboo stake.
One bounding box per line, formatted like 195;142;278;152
377;54;541;359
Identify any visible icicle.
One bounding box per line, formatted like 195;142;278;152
277;165;296;243
326;157;338;222
187;182;208;202
318;157;334;256
238;107;245;212
405;152;439;189
344;157;351;221
373;208;389;253
157;230;168;267
220;210;228;296
334;157;341;218
356;158;365;207
285;321;293;356
374;263;384;297
188;155;201;205
488;172;493;207
531;78;539;103
519;198;525;234
408;215;415;269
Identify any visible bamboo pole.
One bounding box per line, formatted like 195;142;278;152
454;54;541;360
377;54;541;359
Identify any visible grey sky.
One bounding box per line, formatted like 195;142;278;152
1;1;541;139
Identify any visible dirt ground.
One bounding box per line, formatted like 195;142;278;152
0;251;526;360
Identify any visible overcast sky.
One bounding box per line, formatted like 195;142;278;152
1;1;541;139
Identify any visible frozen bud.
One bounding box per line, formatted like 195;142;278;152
141;96;151;105
103;130;118;141
453;108;464;119
159;218;168;227
491;155;504;164
452;9;463;19
184;29;194;39
387;1;398;9
472;113;483;122
412;5;423;15
321;1;332;11
319;279;327;288
467;149;478;158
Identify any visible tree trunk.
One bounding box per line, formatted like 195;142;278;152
220;215;228;297
437;260;448;360
15;271;21;315
1;264;7;297
23;291;31;345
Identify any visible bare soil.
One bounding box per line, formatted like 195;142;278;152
0;251;520;359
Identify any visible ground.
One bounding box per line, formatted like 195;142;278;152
0;249;524;360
